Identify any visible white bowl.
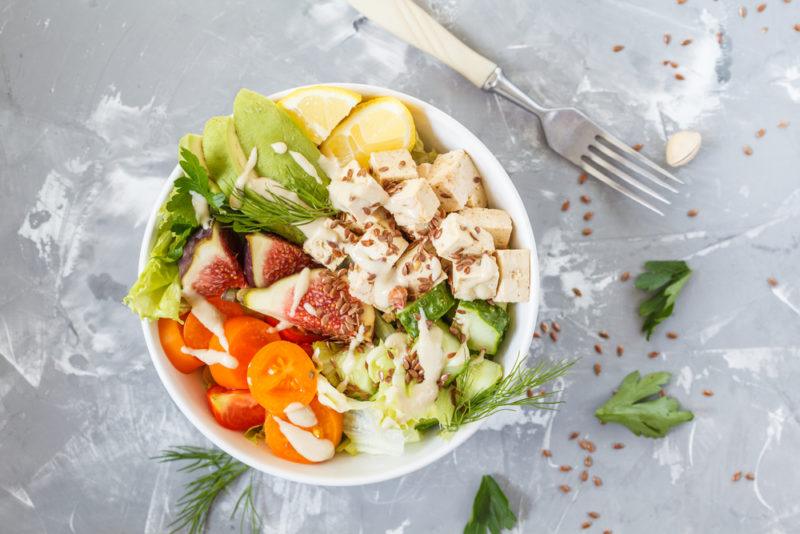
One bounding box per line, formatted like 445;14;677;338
138;84;540;486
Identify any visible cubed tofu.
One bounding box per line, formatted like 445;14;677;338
465;178;488;208
328;165;389;224
394;240;445;297
431;213;495;259
417;162;433;179
494;249;531;302
385;179;440;235
429;149;481;212
333;160;362;182
347;264;376;306
348;224;408;275
458;208;513;248
300;218;356;271
451;253;499;300
337;207;396;236
369;149;418;183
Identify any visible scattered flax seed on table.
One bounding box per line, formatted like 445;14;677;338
703;389;715;397
559;484;572;494
579;439;597;452
603;530;613;534
561;200;570;212
620;271;631;282
560;465;573;472
666;331;678;339
540;321;549;333
582;228;593;236
795;24;800;32
732;471;742;482
632;143;643;151
681;38;693;46
757;3;766;12
584;456;594;467
648;351;660;359
569;431;580;440
756;128;766;138
687;208;699;217
594;363;602;376
616;345;624;356
598;330;610;339
580;194;591;204
542;449;552;457
582;522;592;530
588;512;600;519
612;443;625;450
552;321;561;333
593;476;603;487
573;287;583;297
739;6;748;17
675;73;685;81
745;472;755;480
550;331;559;342
768;277;779;287
778;120;790;128
533;331;540;339
594;344;603;354
743;145;753;156
583;211;594;221
580;470;589;482
612;45;625;52
579;172;588;184
664;33;672;44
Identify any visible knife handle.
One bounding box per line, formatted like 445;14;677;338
347;0;497;88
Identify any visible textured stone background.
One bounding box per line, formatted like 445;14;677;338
1;1;799;532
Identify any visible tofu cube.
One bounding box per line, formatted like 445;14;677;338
347;264;376;306
385;179;440;235
348;224;408;275
328;165;389;224
369;149;418;183
465;178;488;208
394;240;445;297
431;213;495;259
429;150;481;212
301;218;356;270
458;208;513;249
337;207;396;236
494;250;531;302
417;162;433;179
451;253;499;300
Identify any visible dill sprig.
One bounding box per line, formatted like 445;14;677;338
155;446;261;534
445;357;576;430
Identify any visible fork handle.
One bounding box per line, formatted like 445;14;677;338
347;0;497;88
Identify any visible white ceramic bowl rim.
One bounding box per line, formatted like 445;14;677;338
138;83;540;486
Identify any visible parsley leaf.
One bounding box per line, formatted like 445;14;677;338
635;260;692;340
464;475;517;534
594;371;694;438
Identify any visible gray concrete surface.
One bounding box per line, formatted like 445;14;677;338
2;0;799;532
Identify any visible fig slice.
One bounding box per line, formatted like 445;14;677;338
180;223;246;297
244;233;316;288
240;268;374;342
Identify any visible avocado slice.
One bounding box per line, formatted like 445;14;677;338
453;300;510;355
202;116;247;196
397;282;457;337
178;133;209;172
233;89;330;207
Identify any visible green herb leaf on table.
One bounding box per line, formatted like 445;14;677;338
445;357;575;431
464;475;517;534
594;371;694;438
635;260;692;340
155;446;260;534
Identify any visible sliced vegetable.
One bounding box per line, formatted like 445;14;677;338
183;312;213;349
206;386;266;431
206;295;246;318
158;318;204;374
453;300;510;355
264;398;343;463
209;316;280;389
279;326;324;344
397;282;456;337
460;358;504;402
247;340;317;414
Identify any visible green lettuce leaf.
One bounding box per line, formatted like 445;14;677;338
123;256;183;321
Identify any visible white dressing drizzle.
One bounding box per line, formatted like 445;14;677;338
189;191;211;229
289;267;312;316
185;292;229;351
337;324;367;393
272;416;334;462
271;141;288;154
180;347;238;369
283;402;317;428
266;320;294;334
317;154;342;179
289;150;322;184
230;147;258;209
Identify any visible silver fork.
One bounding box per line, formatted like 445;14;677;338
348;0;682;215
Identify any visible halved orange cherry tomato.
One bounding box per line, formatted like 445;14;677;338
183;312;214;349
279;326;323;344
264;398;343;464
247;340;317;414
158;318;204;374
206;386;266;431
209;316;280;389
206;296;247;318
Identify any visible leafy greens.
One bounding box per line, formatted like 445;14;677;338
635;260;692;340
464;475;517;534
594;370;694;438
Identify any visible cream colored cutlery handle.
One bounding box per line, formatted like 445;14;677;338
347;0;497;88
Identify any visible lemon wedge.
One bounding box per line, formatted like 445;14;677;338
278;86;362;145
320;96;416;167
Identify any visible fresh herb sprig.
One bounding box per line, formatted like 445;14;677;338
445;357;575;431
635;260;692;340
594;371;694;438
464;475;517;534
155;446;260;534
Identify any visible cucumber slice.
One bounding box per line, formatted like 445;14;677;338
453;300;510;355
374;313;396;342
460;358;503;401
397;282;456;337
410;321;469;384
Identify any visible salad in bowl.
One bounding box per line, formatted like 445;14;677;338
127;84;557;484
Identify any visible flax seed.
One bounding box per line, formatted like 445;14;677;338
767;277;778;287
703;389;714;397
739;6;747;17
582;522;592;530
745;472;755;480
687;208;699;217
559;484;571;494
648;351;660;359
612;45;625;52
717;31;724;44
620;271;630;282
561;200;570;212
560;465;573;472
778;120;790;128
593;363;602;376
598;330;609;339
732;471;742;482
681;39;693;46
580;194;591;204
604;530;613;534
632;143;643;152
666;331;678;339
579;439;597;453
579;172;588;184
757;3;766;11
675;73;685;81
550;331;559;342
593;476;603;487
540;321;549;333
533;331;541;339
573;287;583;297
569;431;580;440
542;449;552;458
580;470;589;482
755;128;766;138
584;456;593;467
617;345;624;356
795;24;800;32
552;321;561;333
583;211;594;221
588;512;600;519
612;443;625;450
743;145;753;155
664;33;672;45
593;344;602;354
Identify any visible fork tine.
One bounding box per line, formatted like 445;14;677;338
591;143;679;193
585;153;670;204
581;159;665;216
596;134;684;184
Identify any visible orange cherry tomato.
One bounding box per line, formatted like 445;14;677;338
264;398;343;464
279;326;323;344
247;340;317;414
158;318;204;374
206;296;247;318
206;386;266;431
209;316;280;389
183;312;214;349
